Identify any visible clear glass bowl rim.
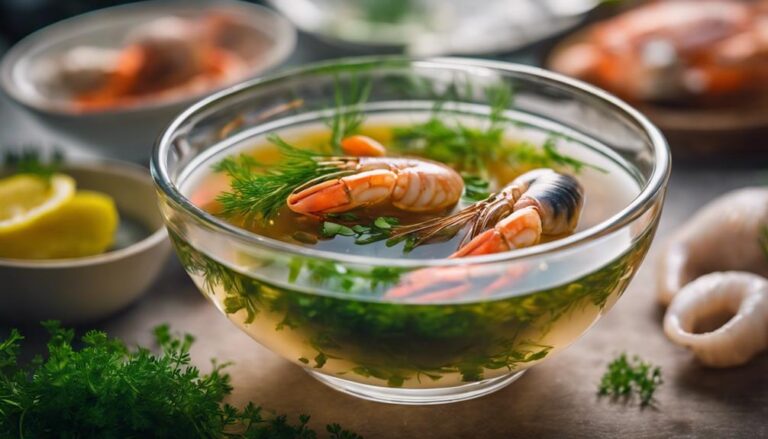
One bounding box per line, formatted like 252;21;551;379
151;56;671;268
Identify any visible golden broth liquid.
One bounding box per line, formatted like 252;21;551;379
176;114;648;389
189;116;637;259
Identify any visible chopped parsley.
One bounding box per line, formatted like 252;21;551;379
598;353;663;407
462;174;492;202
321;216;400;244
3;149;64;179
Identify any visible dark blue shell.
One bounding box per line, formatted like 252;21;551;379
512;169;584;235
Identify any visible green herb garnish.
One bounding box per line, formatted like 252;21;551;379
3;149;64;179
327;77;372;154
598;353;663;407
359;0;415;23
0;321;360;438
215;135;340;223
322;221;356;238
321;216;399;244
760;225;768;262
392;84;603;176
461;174;492;202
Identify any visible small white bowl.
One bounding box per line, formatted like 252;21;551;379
0;161;171;324
0;0;296;163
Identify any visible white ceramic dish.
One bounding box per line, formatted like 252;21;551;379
0;161;171;323
0;0;296;163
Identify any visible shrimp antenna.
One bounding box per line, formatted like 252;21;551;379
388;193;509;252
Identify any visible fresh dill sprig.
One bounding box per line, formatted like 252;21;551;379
327;77;372;154
215;134;339;223
598;353;663;407
486;82;513;131
0;322;361;438
3;149;64;179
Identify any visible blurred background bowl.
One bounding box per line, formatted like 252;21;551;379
0;161;171;324
546;28;768;160
0;0;296;163
268;0;600;55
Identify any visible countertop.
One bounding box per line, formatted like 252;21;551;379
1;32;767;439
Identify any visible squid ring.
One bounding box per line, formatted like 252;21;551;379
657;188;768;306
664;271;768;367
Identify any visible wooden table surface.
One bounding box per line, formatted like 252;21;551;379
1;34;767;439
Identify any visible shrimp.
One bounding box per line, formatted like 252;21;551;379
287;156;463;215
453;169;584;256
385;169;584;300
73;14;249;110
664;272;768;367
340;135;387;157
391;169;584;256
657;188;768;306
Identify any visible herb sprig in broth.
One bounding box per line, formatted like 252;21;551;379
391;84;605;179
215;135;338;223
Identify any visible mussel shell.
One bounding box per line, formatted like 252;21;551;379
513;170;584;235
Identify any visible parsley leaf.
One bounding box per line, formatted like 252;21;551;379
462;174;492;202
321;217;399;245
598;353;663;407
3;149;64;179
322;222;356;238
0;322;361;438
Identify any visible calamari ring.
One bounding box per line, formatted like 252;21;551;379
657;187;768;306
664;271;768;367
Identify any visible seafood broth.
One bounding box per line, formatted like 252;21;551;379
183;113;640;259
173;113;651;389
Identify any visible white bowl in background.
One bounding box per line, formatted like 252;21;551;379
0;1;296;163
0;161;172;324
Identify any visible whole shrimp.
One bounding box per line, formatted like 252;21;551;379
389;168;584;256
658;188;768;367
287;136;463;215
386;169;584;300
453;169;584;257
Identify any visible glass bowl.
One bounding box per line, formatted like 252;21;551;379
151;57;670;405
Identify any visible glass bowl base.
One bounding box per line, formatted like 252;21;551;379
307;369;526;405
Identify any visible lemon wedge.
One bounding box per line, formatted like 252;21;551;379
0;174;75;231
0;174;118;259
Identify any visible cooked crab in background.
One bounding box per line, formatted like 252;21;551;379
550;0;768;104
